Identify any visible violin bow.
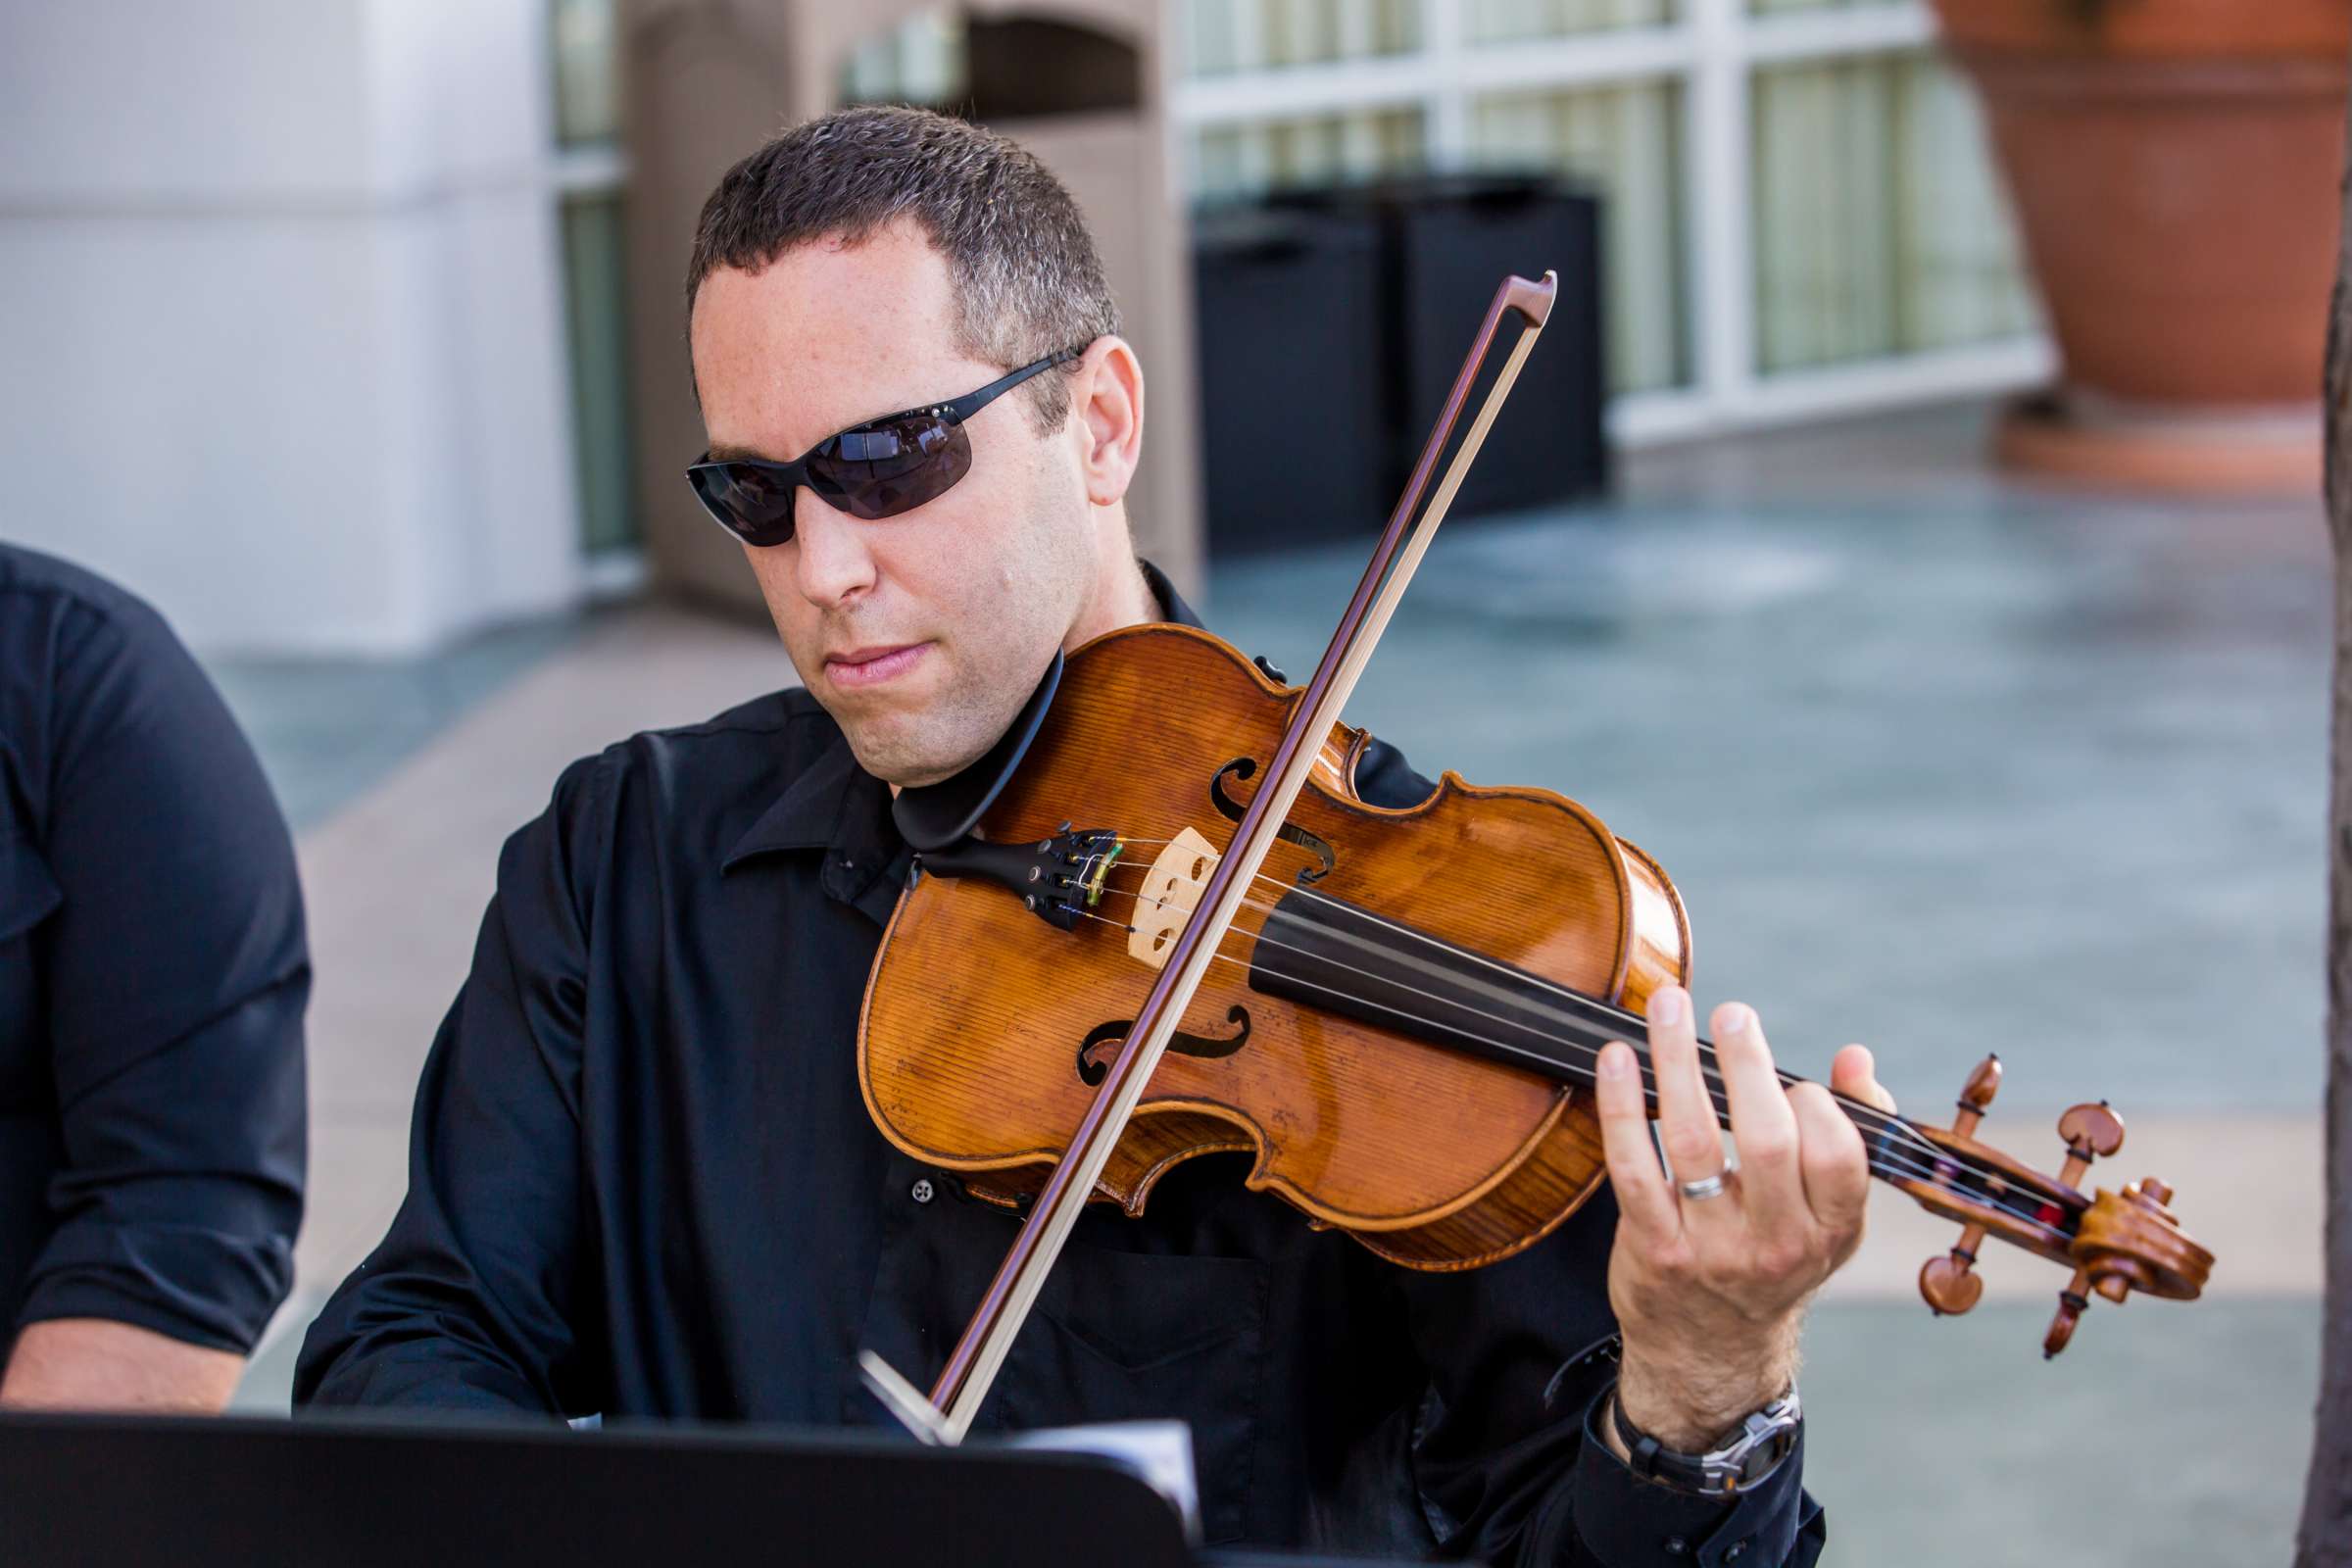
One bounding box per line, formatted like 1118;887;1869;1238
859;271;1561;1446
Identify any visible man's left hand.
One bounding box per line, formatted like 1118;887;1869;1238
1592;985;1895;1452
0;1318;243;1413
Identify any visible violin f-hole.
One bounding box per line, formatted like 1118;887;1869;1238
1210;757;1336;884
1076;1006;1255;1086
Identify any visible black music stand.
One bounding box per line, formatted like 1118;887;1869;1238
0;1410;1430;1568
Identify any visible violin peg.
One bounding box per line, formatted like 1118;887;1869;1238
1919;1222;1986;1316
2043;1264;2096;1359
2054;1101;2127;1190
1951;1054;2001;1140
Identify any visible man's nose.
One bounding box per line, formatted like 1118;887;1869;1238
790;493;879;607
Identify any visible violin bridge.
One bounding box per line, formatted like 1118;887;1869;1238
1128;826;1220;971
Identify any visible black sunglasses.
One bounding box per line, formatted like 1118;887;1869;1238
686;346;1087;547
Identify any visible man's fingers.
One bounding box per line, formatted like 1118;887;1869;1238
1712;1002;1803;1229
1594;1041;1679;1243
1790;1080;1871;1255
1830;1044;1896;1113
1645;986;1725;1193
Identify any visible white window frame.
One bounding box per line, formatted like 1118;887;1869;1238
551;122;643;593
1171;0;2053;448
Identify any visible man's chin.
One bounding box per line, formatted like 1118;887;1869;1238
836;714;991;791
811;660;1029;790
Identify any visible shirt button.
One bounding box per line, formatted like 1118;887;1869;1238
1724;1540;1750;1561
909;1178;935;1204
1662;1537;1688;1557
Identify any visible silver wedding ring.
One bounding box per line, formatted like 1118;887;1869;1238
1678;1173;1730;1201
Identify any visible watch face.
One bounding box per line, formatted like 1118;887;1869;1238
1707;1396;1801;1491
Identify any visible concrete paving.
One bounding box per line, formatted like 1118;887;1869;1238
1803;1297;2317;1567
209;615;585;832
206;397;2331;1561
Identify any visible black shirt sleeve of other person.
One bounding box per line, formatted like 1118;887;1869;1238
0;544;308;1359
298;564;1818;1567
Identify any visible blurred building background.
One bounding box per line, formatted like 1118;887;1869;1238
1167;0;2037;424
2;0;2044;656
2;2;595;652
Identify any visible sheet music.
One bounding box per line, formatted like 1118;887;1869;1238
1002;1420;1201;1543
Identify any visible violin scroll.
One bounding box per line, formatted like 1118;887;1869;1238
1894;1059;2214;1356
2047;1174;2212;1357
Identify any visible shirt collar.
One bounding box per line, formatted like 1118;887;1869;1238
723;558;1200;874
1139;557;1205;630
721;711;869;869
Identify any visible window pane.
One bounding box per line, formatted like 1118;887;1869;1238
1750;0;1899;13
1750;52;2036;374
1466;81;1690;393
1184;0;1419;76
841;10;967;106
1189;108;1427;201
1466;0;1676;45
561;194;638;556
551;0;620;147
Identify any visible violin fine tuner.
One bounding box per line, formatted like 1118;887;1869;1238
1909;1054;2212;1357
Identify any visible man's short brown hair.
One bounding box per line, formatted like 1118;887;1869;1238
686;105;1120;432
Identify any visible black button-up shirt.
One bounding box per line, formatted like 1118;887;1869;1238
0;544;307;1356
297;565;1819;1565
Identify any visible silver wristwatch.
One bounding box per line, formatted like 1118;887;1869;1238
1612;1385;1802;1495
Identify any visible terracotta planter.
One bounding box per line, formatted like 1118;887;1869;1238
1930;0;2350;490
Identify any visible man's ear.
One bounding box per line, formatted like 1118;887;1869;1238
1070;336;1143;509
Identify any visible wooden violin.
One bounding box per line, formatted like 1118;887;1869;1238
855;273;2213;1446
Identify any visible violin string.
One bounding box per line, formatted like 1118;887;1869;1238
1070;895;2072;1247
1221;887;2048;1225
1096;847;2001;1202
1105;848;1894;1128
1096;873;1789;1125
1090;858;2035;1211
1070;841;2061;1220
1068;904;2069;1247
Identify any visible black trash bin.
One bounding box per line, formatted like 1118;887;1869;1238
1190;205;1393;558
1275;173;1610;520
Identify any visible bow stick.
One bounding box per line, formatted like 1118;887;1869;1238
861;271;1561;1446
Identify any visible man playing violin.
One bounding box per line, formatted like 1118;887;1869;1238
298;106;1895;1566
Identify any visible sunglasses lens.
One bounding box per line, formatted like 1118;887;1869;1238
687;414;974;548
690;463;798;546
808;416;971;520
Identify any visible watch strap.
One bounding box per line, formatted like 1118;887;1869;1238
1610;1386;1800;1496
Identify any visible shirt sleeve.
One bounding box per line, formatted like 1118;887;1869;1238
19;595;308;1353
293;756;610;1414
1396;1189;1824;1568
1559;1386;1820;1567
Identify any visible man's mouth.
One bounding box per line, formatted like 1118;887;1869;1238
824;642;931;689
